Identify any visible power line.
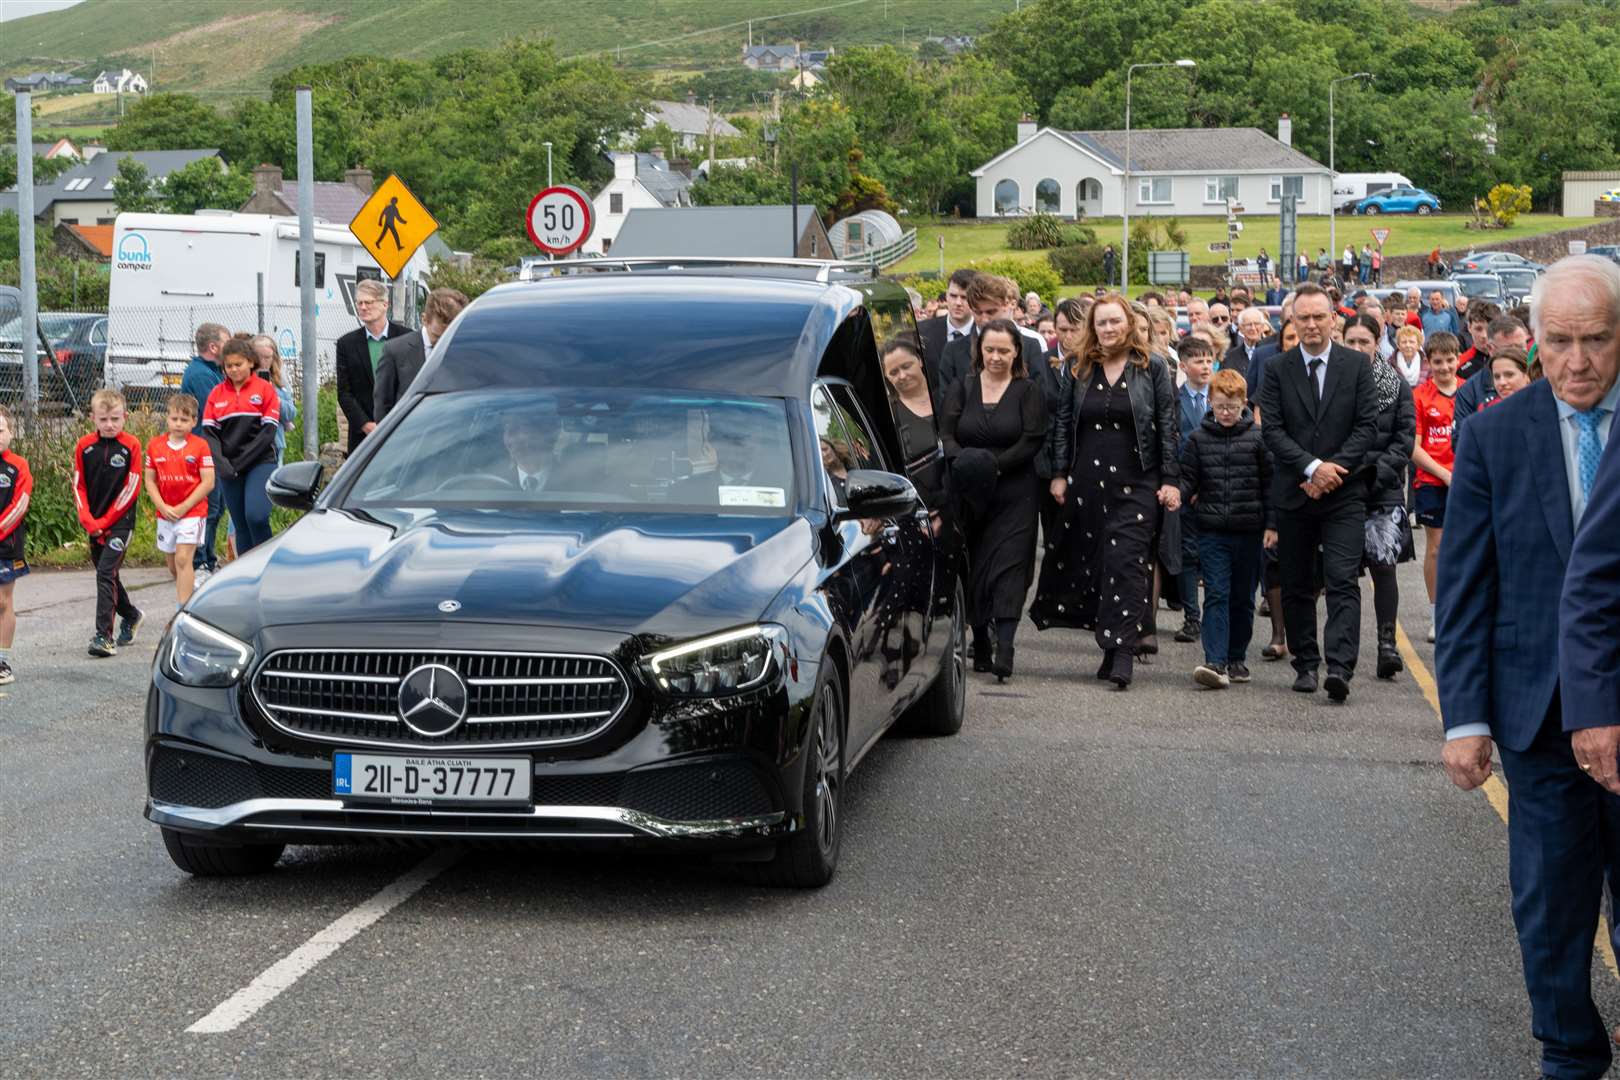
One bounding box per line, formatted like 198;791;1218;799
566;0;873;59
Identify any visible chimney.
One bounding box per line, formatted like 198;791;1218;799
1017;114;1038;143
613;151;637;180
651;145;667;162
686;89;697;106
1277;113;1292;147
671;156;693;178
253;163;283;198
344;166;374;192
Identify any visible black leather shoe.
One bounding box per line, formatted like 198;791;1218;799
1174;619;1200;644
1324;672;1350;703
1292;670;1319;694
992;641;1014;683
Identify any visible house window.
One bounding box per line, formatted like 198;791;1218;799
96;217;114;225
1270;175;1304;202
609;192;623;214
1077;178;1102;207
58;217;79;225
295;250;326;289
1204;176;1239;204
602;237;612;253
1137;176;1171;205
993;178;1020;214
1035;178;1061;214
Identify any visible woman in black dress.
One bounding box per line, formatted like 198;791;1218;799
939;319;1047;682
1030;294;1180;689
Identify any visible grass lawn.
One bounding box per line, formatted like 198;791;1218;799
892;213;1601;279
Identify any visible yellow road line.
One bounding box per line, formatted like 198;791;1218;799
1396;622;1620;981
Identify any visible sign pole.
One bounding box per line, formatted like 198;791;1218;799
296;86;319;462
15;92;38;414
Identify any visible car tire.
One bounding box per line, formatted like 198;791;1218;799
161;827;285;876
1417;204;1433;216
897;581;965;737
1363;204;1381;216
745;662;844;889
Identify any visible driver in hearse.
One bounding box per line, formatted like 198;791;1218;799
669;408;786;506
500;410;562;493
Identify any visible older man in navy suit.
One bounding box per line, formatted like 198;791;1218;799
1441;255;1620;1079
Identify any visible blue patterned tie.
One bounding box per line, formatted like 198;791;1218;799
1577;408;1608;501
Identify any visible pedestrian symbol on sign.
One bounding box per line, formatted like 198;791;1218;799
377;197;407;252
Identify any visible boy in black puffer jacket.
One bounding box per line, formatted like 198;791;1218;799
1179;369;1271;689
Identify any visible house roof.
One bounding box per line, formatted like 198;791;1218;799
646;99;740;138
65;223;114;257
1056;128;1326;173
0;149;222;217
633;154;692;206
743;44;799;59
609;205;823;258
256;181;372;223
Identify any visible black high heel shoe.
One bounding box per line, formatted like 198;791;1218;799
1110;649;1134;689
1097;650;1116;681
992;640;1014;683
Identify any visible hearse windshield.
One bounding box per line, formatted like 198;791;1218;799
345;389;796;514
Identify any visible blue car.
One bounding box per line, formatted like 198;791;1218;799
1355;186;1442;216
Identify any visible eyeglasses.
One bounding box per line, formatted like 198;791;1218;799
1211;402;1244;414
1210;316;1230;324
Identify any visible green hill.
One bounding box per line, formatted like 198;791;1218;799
0;0;1015;98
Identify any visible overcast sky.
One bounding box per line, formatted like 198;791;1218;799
0;0;85;22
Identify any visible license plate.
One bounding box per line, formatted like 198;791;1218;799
161;373;182;386
333;753;531;805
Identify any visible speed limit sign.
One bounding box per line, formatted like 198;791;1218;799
525;185;594;256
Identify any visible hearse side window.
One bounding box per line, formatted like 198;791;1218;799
811;383;882;508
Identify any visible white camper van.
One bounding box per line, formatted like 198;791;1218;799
108;211;428;402
1332;172;1414;212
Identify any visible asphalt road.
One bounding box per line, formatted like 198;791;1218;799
1;560;1606;1078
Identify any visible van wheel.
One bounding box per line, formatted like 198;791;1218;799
162;828;285;876
898;581;965;737
745;664;844;888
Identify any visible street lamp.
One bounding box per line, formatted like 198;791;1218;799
1328;72;1372;273
1122;59;1196;295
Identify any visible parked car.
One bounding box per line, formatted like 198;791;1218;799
1587;244;1620;266
1451;272;1508;307
144;262;966;888
44;313;106;400
1332;171;1415;212
1454;251;1545;274
1495;267;1541;304
1393;279;1462;311
1354;186;1442;215
0;299;84;408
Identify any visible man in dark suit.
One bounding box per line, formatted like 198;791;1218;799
935;273;1045;394
1225;306;1269;377
374;287;468;422
1173;335;1218;640
1442;255;1620;1079
1254;284;1379;701
915;268;978;381
335;279;409;453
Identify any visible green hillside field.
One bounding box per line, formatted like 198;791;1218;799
0;0;1017;96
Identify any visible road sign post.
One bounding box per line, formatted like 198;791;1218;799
1279;195;1298;285
526;185;594;258
350;174;440;282
1370;227;1390;247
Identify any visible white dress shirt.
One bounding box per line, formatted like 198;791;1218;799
516;464;550;492
946;317;973;342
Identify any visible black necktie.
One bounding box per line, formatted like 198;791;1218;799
1308;358;1324;404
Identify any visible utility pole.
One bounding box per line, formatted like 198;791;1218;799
296;87;318;461
706;98;717;171
15;92;38;413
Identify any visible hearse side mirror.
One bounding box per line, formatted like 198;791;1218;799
836;469;921;521
266;459;325;512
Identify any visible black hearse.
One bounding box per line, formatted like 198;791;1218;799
146;261;964;887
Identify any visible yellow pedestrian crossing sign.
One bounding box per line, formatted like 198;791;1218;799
350;173;439;279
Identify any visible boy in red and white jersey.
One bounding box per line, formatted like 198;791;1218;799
74;388;144;658
144;394;215;606
1411;331;1461;643
0;404;33;685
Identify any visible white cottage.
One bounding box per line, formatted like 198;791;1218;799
971;116;1332;219
587;152;694;255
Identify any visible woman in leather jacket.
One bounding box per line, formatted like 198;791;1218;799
1029;294;1180;688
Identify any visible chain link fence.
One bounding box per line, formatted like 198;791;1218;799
0;297;402;416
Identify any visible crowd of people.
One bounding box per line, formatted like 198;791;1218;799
903;264;1539;698
0;283;470;682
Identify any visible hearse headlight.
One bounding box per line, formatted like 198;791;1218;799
160;613;255;688
640;624;788;696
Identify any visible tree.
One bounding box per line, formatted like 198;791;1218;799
0;151;76;191
162;158;255;215
104;93;232;151
111;157;163;214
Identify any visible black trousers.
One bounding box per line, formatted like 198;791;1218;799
90;529;138;639
1277;495;1364;678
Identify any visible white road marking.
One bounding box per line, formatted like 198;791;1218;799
186;848;460;1034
